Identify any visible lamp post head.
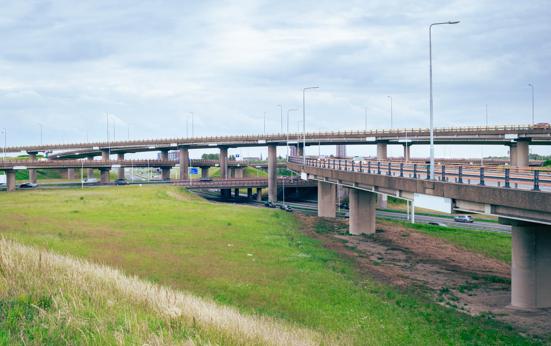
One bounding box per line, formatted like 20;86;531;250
448;20;460;24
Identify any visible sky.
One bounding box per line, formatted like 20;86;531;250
1;0;550;159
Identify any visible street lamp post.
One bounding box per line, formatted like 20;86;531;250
429;20;460;180
528;83;534;124
387;96;393;128
302;86;319;164
277;104;283;133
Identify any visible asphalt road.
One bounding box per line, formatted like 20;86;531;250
194;190;511;234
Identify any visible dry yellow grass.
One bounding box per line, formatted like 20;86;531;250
0;238;322;345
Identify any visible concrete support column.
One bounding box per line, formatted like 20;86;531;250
101;149;110;161
87;156;94;179
179;148;189;180
228;168;235;178
268;145;277;202
501;219;551;309
117;153;125;179
403;144;411;162
336;145;347;158
349;189;377;235
67;168;75;180
247;187;253;198
376;142;388;161
516;141;529;167
297;144;304;157
28;152;37;183
161;167;171;180
509;144;518;167
5;170;16;192
256;188;262;201
100;168;110;184
200;167;209;179
219;147;228;179
317;181;336;218
234;167;244;179
160;150;169;161
234;188;240;198
377;194;388;209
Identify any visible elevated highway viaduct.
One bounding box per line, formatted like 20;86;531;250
288;157;551;310
3;124;550;203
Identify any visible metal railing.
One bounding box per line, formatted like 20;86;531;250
289;157;551;192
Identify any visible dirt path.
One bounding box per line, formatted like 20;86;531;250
296;214;551;338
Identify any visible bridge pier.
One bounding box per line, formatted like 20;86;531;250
247;187;253;198
234;167;244;179
161;167;171;180
378;194;388;209
297;144;304;157
200;167;209;179
499;218;551;309
349;189;377;235
219;147;228;179
509;141;530;167
268;145;277;202
318;181;336;218
28;152;38;183
376;142;388;161
67;168;75;180
179;147;189;180
256;188;262;201
228;167;234;178
4;170;16;192
99;168;110;184
117;153;125;179
87;156;94;179
101;149;110;161
336;144;346;158
160;150;169;161
403;144;411;162
234;188;240;198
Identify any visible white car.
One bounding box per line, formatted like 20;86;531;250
81;178;99;184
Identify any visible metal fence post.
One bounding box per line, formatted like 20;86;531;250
533;170;540;191
458;166;463;184
504;168;510;188
387;162;392;176
413;163;417;179
426;164;430;180
441;165;446;182
377;161;381;174
479;167;485;186
368;161;371;174
400;163;404;177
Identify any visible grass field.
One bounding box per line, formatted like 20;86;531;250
394;221;512;263
0;186;540;344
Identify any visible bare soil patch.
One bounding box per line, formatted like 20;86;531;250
296;214;551;338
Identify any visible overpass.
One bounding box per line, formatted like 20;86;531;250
287;156;551;310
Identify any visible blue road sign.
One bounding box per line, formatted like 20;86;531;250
190;167;199;175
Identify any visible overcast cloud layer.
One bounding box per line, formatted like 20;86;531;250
1;1;550;158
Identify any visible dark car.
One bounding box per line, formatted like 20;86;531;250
264;201;276;208
114;179;129;185
199;178;213;182
428;221;448;227
279;204;293;212
19;182;38;189
454;215;474;223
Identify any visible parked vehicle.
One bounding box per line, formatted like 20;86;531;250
264;201;276;208
454;215;474;223
19;182;38;189
114;178;129;185
428;221;448;227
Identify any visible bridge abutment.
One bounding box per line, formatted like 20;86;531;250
318;181;336;218
349;189;377;235
268;145;277;202
179;148;189;180
499;218;551;309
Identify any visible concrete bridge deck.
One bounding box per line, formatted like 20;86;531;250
288;156;551;309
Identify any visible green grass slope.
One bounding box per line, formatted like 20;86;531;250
0;186;539;345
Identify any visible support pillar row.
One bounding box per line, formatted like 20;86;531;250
268;145;277;202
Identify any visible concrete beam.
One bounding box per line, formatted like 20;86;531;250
268;145;277;202
318;181;336;218
5;170;16;192
219;147;228;179
500;218;551;309
349;189;377;235
100;168;110;184
376;142;388;161
179;148;189;180
117;153;125;179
